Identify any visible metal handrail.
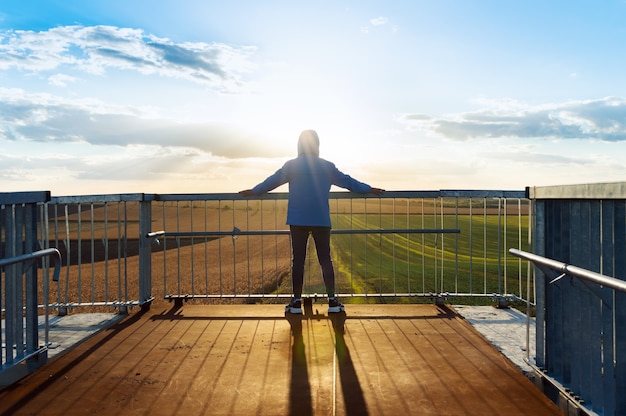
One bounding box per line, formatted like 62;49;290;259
0;248;62;348
0;248;62;283
508;248;620;416
147;228;461;239
509;248;626;293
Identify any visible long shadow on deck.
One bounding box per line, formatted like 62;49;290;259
0;303;561;415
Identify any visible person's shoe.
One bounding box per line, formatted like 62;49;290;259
328;297;345;313
285;298;302;314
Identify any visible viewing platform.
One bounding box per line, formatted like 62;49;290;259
0;302;559;415
4;185;626;414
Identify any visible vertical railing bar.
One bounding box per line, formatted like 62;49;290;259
421;198;425;294
331;197;336;293
53;204;60;306
260;199;265;294
363;198;370;295
12;205;21;360
405;198;409;295
233;197;237;297
191;200;195;296
41;203;50;346
498;198;509;294
25;203;37;353
518;198;523;297
17;219;25;355
529;199;535;304
469;197;473;295
526;199;532;359
123;201;128;305
104;202;109;303
440;196;444;293
77;202;82;304
329;197;333;293
379;198;383;294
246;199;251;296
162;201;167;298
6;204;14;363
204;200;209;297
176;201;181;297
498;198;502;296
483;198;487;295
433;197;438;294
392;198;396;295
274;199;278;296
350;198;354;295
116;202;122;305
455;197;459;294
218;199;223;296
90;203;95;304
64;204;71;307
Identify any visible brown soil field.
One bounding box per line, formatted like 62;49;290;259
40;203;294;312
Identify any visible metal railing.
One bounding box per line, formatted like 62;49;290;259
146;225;462;301
510;248;625;416
14;189;530;312
147;190;530;304
510;248;626;292
1;190;61;388
43;194;155;313
0;248;61;388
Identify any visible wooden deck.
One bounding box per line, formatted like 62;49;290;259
0;303;561;415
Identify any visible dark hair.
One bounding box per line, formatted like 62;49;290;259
297;130;320;156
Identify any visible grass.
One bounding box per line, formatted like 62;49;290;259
299;211;531;306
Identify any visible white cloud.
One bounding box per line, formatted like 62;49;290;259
0;88;286;158
0;25;256;92
48;73;78;87
370;17;389;26
399;97;626;142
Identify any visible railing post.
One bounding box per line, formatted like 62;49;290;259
138;194;154;309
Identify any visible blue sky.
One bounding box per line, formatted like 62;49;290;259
1;1;626;195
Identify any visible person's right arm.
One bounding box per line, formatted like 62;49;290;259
239;164;290;196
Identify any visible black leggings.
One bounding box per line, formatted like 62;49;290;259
289;225;335;299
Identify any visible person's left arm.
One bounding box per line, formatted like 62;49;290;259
330;163;384;195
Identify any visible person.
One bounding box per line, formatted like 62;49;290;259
240;130;384;314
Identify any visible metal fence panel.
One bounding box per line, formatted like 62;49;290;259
0;191;56;388
526;182;626;415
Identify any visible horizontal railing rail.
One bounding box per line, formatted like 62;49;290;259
0;248;62;281
147;228;461;238
509;248;626;293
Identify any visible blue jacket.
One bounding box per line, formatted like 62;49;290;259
251;156;372;227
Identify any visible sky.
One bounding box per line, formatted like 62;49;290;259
1;0;626;196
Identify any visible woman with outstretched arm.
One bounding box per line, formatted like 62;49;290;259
240;130;384;314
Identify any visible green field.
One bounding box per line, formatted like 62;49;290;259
301;212;532;304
